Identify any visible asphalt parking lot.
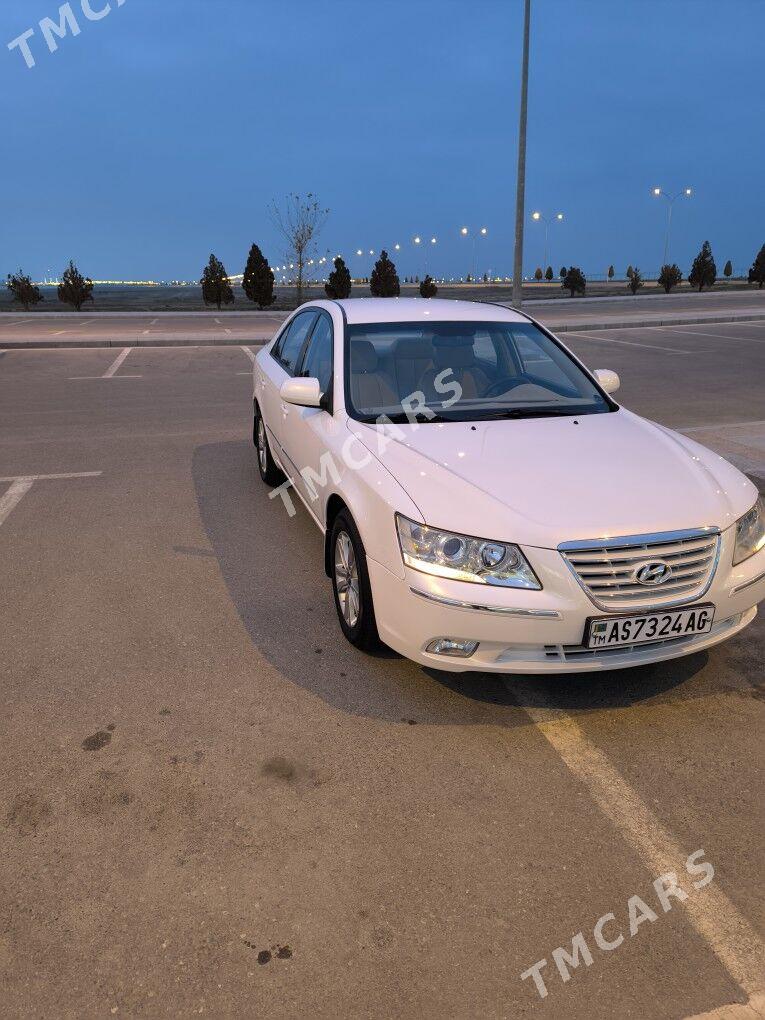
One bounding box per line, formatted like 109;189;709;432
0;321;763;1018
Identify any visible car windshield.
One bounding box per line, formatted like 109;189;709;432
345;320;613;423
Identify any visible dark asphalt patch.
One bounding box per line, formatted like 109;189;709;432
82;728;114;751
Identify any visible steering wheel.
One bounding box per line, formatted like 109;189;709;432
482;376;527;399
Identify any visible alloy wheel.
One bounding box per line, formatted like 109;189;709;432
334;530;360;628
257;417;268;474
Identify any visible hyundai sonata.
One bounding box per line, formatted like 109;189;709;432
252;298;764;672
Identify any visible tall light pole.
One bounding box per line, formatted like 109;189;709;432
531;211;563;272
460;226;488;281
653;186;692;266
512;0;531;307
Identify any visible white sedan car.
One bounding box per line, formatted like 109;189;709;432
252;298;764;673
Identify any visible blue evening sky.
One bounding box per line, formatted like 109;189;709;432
1;0;762;282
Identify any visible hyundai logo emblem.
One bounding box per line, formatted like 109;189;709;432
635;561;672;585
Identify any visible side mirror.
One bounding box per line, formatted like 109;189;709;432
593;368;620;395
280;376;322;408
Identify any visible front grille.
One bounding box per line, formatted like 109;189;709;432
559;528;720;611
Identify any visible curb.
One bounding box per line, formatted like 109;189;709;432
0;337;271;350
545;313;765;333
1;314;763;350
0;310;286;319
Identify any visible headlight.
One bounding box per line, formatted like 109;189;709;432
733;495;765;565
396;514;541;589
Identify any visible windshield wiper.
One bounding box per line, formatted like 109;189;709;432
357;411;459;424
471;407;586;420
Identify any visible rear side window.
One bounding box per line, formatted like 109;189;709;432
299;314;333;394
472;330;499;371
274;311;317;374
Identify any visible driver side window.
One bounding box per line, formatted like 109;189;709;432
298;314;333;395
273;311;318;375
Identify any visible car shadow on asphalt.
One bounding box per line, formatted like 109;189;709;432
192;440;716;725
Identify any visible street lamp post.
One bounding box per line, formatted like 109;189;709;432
428;237;437;277
512;0;531;307
653;187;692;266
531;211;563;272
413;235;421;279
460;226;488;281
414;234;436;275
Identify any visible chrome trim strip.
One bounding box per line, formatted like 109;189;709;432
730;569;765;596
558;526;719;553
409;587;561;618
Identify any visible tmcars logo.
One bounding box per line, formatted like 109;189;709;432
519;849;714;1000
7;1;126;70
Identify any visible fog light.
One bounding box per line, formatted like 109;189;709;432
426;637;479;658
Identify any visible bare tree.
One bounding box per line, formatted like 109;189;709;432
269;193;328;306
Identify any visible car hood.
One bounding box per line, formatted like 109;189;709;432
347;409;756;548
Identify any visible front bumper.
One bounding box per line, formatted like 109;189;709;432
367;532;765;673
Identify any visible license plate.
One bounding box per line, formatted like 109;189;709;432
586;604;715;649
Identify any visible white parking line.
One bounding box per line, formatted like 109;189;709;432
508;682;765;1001
0;472;103;482
240;345;256;363
69;347;142;380
560;331;692;354
647;327;765;344
0;472;102;528
0;478;35;527
104;347;132;377
0;318;36;328
681;419;765;433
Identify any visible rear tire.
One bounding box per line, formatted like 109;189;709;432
254;402;284;486
330;510;381;652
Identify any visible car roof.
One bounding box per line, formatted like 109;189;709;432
310;297;530;325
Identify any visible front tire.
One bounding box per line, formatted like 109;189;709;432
253;402;284;486
330;510;380;652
